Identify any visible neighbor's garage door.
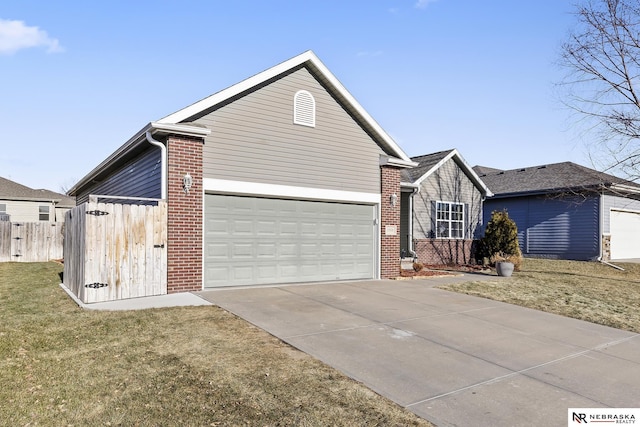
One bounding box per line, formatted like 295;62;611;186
204;195;376;287
610;210;640;259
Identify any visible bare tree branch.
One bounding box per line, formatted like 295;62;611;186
559;0;640;179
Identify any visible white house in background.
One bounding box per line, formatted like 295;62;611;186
0;176;75;222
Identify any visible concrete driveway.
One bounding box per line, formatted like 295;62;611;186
198;275;640;427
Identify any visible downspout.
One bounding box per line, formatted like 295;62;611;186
408;186;419;259
597;189;625;271
146;130;167;200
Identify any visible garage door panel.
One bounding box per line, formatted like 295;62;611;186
611;210;640;259
279;243;297;257
232;243;253;257
204;195;376;287
207;243;230;259
257;243;276;258
234;220;254;234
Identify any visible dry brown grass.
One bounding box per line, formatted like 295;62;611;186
0;262;432;426
439;258;640;333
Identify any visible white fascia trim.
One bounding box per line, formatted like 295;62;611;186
611;183;640;195
413;150;457;187
150;122;211;137
309;57;412;164
68;122;211;196
413;149;494;197
156;50;412;163
400;181;419;189
157;51;320;125
203;178;381;204
68;123;152;195
380;155;419;169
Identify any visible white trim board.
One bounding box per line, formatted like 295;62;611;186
203;178;381;205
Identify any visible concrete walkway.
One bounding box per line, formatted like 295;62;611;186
198;274;640;427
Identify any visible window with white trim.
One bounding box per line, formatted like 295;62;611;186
293;90;316;127
436;201;464;239
39;205;50;221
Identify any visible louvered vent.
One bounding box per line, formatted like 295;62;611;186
293;90;316;127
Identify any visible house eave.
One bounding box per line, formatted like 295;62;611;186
487;185;604;199
380;155;419;169
158;50;413;164
412;149;493;197
67;122;210;197
610;183;640;195
0;195;61;203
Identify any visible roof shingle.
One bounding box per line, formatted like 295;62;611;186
473;162;640;196
0;176;75;206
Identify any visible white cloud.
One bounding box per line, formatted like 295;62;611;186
0;19;63;55
415;0;438;9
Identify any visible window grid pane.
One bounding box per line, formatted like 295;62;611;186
39;205;49;221
435;202;464;239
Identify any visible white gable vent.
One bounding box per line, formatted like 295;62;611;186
293;90;316;127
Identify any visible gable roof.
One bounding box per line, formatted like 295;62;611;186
0;176;75;206
157;50;414;166
473;165;503;176
474;161;640;198
402;149;493;197
69;51;415;197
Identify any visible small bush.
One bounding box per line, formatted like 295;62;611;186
478;210;523;270
490;251;523;272
413;262;424;272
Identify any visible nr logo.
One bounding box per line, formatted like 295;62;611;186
573;412;588;423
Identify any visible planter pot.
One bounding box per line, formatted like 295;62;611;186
496;261;514;277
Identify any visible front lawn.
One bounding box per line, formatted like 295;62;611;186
0;262;431;426
439;258;640;333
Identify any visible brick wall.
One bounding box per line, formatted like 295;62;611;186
166;134;204;293
380;165;401;278
414;239;476;265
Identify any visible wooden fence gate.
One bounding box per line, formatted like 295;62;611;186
63;201;167;304
0;221;64;262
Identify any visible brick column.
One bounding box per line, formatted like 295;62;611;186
380;165;401;279
166;134;204;293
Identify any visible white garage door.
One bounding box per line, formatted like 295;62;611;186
610;210;640;259
204;195;376;287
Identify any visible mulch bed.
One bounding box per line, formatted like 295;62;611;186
397;264;492;279
399;269;457;278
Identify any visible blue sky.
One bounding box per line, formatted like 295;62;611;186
1;0;579;192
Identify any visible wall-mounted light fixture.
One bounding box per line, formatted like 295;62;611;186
183;173;193;194
390;193;398;207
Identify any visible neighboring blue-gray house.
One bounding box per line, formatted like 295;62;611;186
475;162;640;261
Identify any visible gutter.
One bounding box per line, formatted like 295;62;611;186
67;122;210;197
407;185;419;259
380;155;419;169
145;131;167;199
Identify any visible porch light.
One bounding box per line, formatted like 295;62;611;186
390;193;398;207
183;173;193;194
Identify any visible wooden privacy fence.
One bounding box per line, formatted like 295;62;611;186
0;221;64;262
64;201;167;304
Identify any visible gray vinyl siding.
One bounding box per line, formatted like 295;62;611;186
74;147;162;205
194;67;384;194
483;195;600;260
602;194;640;233
412;158;484;239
